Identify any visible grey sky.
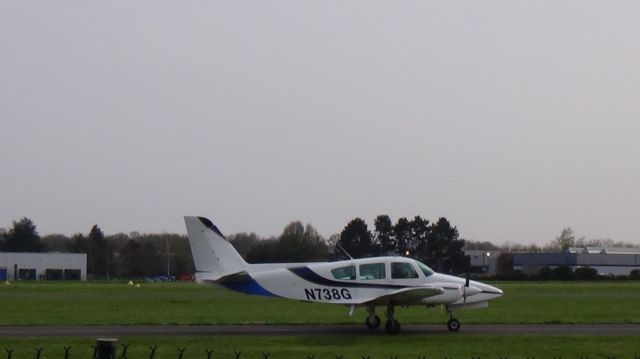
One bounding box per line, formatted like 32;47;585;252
1;1;639;245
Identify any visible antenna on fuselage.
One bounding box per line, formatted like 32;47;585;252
336;243;354;260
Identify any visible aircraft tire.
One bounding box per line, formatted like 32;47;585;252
384;319;401;335
447;318;461;332
365;315;381;329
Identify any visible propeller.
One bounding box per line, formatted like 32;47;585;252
464;255;471;303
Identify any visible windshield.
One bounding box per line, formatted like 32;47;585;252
415;260;434;277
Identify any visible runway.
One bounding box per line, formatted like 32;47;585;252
1;324;639;337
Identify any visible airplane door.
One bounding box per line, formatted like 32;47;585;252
356;262;389;299
389;261;422;287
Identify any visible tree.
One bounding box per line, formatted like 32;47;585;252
301;223;329;261
246;238;279;263
408;216;430;258
393;217;411;256
374;215;395;255
229;233;261;257
277;221;327;262
333;215;466;272
3;217;46;252
424;218;466;274
115;239;162;278
554;228;575;252
88;225;113;279
118;239;145;278
496;252;514;274
42;234;74;252
162;234;194;276
337;218;376;259
68;233;88;253
469;241;500;251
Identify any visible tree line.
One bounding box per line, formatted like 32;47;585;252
1;214;468;279
0;218;194;280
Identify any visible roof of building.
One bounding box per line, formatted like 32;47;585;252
567;247;640;255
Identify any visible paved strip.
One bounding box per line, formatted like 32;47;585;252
1;324;639;337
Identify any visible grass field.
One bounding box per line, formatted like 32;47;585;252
1;281;640;325
1;335;640;359
2;281;640;357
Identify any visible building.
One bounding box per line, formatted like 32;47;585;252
465;250;499;274
0;252;87;281
513;247;640;276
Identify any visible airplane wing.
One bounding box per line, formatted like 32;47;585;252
358;286;445;305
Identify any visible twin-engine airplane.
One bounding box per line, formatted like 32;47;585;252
185;216;503;334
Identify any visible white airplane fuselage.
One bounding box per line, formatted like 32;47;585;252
213;258;502;308
185;216;503;334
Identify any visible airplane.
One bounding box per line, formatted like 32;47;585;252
185;216;503;334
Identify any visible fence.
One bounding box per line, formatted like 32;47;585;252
3;346;640;359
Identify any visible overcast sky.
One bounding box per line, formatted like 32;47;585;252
1;1;639;245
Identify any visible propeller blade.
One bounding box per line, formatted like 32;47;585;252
464;255;471;303
465;255;471;287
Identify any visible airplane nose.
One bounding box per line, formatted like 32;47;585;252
473;281;503;299
463;285;482;297
487;284;503;297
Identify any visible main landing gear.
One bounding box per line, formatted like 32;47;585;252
364;304;400;334
384;302;401;335
365;306;381;329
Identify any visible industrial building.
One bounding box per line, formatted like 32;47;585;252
0;252;87;281
513;247;640;276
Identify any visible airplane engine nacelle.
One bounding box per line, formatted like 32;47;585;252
420;283;464;304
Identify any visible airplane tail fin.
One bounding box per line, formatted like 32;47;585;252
184;216;248;282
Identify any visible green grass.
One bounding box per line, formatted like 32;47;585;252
1;281;640;325
2;335;640;359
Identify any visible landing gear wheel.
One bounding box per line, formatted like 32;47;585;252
447;318;461;332
385;319;401;335
365;315;381;329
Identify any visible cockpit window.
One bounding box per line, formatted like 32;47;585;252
331;265;356;280
391;262;419;279
359;263;386;280
416;261;434;277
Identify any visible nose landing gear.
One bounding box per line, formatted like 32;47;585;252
446;310;461;332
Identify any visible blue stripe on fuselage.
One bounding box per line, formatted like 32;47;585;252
288;266;407;289
219;275;278;297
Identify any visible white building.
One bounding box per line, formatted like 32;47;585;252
514;248;640;277
0;252;87;281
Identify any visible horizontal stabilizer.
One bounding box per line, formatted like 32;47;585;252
196;270;249;284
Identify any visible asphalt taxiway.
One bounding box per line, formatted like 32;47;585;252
1;324;639;337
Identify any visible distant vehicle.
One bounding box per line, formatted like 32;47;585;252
185;216;503;334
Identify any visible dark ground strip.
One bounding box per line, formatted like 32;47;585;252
1;324;639;337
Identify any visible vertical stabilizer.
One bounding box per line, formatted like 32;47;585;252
184;216;248;281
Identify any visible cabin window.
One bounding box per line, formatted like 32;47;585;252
359;263;386;280
331;265;356;280
391;262;419;279
416;261;434;277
